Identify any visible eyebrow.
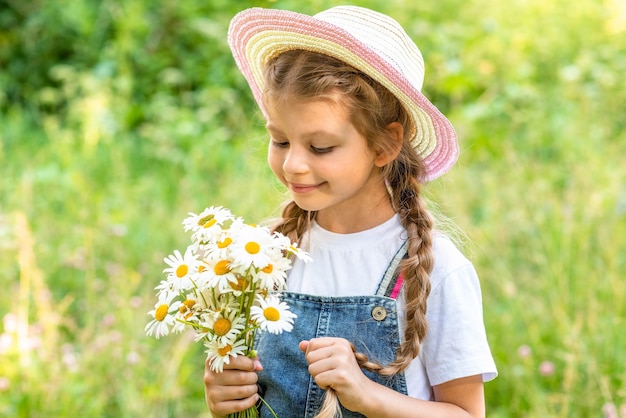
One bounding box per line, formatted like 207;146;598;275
265;125;342;141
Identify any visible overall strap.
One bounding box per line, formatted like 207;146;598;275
375;240;408;299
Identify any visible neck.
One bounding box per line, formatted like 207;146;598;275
315;194;396;234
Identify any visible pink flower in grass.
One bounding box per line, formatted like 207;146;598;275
603;402;617;418
517;345;532;358
538;360;555;376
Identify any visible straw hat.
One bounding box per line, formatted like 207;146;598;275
228;6;458;181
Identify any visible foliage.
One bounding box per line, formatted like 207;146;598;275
1;0;625;416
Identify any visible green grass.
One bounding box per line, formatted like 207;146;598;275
1;0;625;416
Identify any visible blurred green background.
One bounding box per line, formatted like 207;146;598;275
1;0;625;416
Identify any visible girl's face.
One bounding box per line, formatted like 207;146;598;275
266;97;394;233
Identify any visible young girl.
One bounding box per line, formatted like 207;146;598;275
204;6;497;418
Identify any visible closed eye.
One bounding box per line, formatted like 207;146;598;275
271;140;289;148
311;146;333;154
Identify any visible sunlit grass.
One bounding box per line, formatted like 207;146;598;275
1;0;625;416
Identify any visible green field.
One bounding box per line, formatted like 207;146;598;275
1;0;625;416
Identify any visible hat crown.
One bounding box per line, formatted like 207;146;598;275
314;6;425;91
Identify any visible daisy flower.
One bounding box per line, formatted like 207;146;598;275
206;338;247;373
202;229;236;260
183;206;236;243
286;240;313;263
173;295;200;333
145;292;182;339
255;253;291;291
229;224;277;270
197;256;240;293
162;246;198;292
154;279;176;300
250;294;297;334
207;309;247;346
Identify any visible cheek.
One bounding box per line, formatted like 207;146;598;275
267;148;283;178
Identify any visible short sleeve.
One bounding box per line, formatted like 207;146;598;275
420;261;498;385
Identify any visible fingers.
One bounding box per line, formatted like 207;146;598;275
204;355;261;417
205;391;259;418
301;338;357;387
205;354;259;372
302;337;353;363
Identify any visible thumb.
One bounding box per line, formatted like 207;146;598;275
299;340;309;353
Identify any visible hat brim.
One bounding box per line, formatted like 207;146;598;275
228;8;458;181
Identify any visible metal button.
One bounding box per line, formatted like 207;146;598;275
372;306;387;321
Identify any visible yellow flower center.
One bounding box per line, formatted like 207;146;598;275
261;264;273;274
198;264;206;273
230;277;246;291
263;307;280;322
175;264;188;278
217;238;233;248
155;304;169;321
178;299;196;313
198;215;216;228
245;241;260;254
213;318;232;336
214;260;231;275
218;344;232;356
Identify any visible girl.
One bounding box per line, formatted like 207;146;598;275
205;6;497;418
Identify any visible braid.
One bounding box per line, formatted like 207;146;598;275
394;177;434;369
354;155;435;376
272;201;314;247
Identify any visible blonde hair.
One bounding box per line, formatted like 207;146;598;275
264;50;435;417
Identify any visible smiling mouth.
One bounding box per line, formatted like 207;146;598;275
288;182;321;194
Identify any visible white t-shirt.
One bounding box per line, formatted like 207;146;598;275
287;214;498;400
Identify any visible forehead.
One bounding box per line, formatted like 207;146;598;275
265;97;362;141
266;96;348;122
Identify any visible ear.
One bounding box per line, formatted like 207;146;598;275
374;122;404;167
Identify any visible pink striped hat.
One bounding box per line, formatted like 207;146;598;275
228;6;459;181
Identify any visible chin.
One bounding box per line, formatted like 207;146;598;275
291;198;323;213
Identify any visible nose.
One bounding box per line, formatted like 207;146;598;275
282;147;308;175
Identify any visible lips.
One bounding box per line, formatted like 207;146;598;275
288;182;321;194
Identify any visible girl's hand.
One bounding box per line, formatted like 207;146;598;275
204;355;262;418
299;337;374;413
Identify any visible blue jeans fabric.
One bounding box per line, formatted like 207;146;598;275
255;243;408;417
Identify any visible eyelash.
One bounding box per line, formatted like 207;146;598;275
311;146;333;154
271;141;333;154
271;140;289;148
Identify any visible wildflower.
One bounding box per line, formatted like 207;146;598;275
145;292;182;338
251;294;297;334
284;239;313;263
0;377;9;392
538;360;555;376
255;254;291;291
163;246;198;292
198;256;239;293
517;344;532;359
229;224;277;269
206;338;247;372
203;230;236;260
207;310;247;346
173;296;200;333
603;402;618;418
184;206;235;243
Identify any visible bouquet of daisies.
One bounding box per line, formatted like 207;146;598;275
146;206;309;379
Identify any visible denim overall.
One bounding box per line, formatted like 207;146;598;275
255;242;408;418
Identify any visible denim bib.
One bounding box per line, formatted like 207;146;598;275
255;242;408;417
